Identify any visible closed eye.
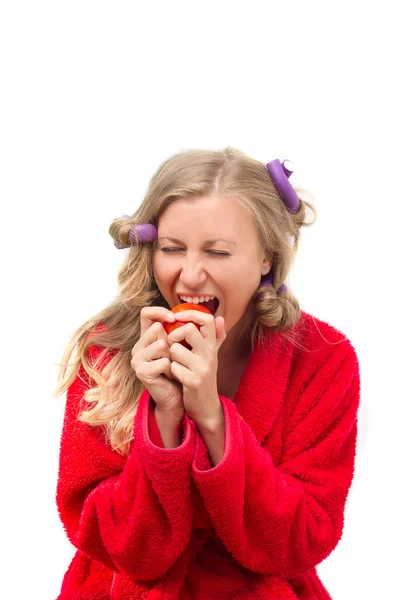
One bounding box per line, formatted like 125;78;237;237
160;248;229;257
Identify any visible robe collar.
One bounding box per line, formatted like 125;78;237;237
232;326;297;445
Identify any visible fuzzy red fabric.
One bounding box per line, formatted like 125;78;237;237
55;310;360;599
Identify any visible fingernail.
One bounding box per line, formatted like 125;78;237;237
174;312;184;318
166;312;176;321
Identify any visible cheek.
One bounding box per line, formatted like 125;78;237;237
153;252;166;273
155;263;174;280
153;256;176;289
218;271;239;292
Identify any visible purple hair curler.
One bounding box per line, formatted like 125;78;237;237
265;159;300;214
259;270;287;294
114;216;157;249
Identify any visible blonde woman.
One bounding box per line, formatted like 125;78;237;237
53;147;360;599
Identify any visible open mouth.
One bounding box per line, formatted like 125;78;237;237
180;297;220;315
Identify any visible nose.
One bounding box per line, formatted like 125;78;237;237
178;253;208;289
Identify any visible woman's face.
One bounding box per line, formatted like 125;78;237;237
152;195;270;344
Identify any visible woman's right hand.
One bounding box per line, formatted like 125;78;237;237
131;307;184;417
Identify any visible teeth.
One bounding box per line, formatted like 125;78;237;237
179;295;216;304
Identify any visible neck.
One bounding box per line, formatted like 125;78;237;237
218;321;251;365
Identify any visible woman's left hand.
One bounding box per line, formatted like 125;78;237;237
167;311;226;426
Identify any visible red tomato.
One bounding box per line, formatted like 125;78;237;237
163;302;212;350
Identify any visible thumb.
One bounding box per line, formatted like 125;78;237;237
215;316;226;347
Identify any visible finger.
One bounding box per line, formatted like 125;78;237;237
169;323;200;343
151;337;170;361
140;306;176;337
133;336;168;368
169;322;206;357
143;321;169;349
134;336;175;383
169;339;189;363
170;358;185;386
152;337;174;380
149;357;177;386
173;310;214;323
139;357;170;384
172;310;216;343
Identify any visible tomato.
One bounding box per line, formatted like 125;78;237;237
163;302;212;350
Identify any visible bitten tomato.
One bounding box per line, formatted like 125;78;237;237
163;302;212;350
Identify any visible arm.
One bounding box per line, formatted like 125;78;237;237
191;342;360;579
56;346;195;581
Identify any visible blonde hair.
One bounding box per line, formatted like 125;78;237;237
52;147;317;456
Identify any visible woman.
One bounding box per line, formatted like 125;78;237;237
53;147;360;599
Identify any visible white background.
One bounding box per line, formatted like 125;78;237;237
1;1;398;598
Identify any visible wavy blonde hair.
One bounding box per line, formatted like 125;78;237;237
52;147;317;456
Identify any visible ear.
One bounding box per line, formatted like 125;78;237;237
262;257;272;273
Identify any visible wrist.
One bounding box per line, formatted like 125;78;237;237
195;402;224;433
154;405;185;422
154;407;184;448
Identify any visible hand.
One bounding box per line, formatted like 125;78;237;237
167;311;227;425
130;307;184;417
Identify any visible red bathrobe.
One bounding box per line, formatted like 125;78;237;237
55;310;361;599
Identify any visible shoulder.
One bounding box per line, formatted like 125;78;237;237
292;311;360;394
257;310;358;367
280;311;361;431
294;309;358;358
281;310;360;389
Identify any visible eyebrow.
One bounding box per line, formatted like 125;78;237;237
158;236;237;246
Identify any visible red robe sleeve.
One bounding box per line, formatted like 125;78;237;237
56;345;195;581
192;342;360;579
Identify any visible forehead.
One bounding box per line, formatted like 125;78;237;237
158;195;254;238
